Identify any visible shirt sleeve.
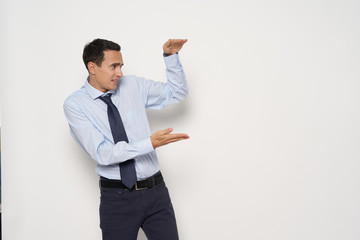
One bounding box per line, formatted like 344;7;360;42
141;53;189;109
63;100;154;166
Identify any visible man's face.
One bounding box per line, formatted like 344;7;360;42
88;50;124;93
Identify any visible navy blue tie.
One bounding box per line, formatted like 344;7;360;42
99;94;136;189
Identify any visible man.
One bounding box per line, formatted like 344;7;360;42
63;38;189;240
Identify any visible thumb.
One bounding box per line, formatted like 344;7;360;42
162;128;173;134
163;39;171;48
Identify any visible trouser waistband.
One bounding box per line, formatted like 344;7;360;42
100;171;163;190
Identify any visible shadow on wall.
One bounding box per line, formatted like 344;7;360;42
138;229;147;240
146;101;189;128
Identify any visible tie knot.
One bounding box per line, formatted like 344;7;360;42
99;94;112;105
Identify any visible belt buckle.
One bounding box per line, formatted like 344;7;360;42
135;180;147;190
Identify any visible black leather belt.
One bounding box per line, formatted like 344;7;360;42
100;172;164;190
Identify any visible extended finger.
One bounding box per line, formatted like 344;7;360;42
166;136;189;144
166;133;189;139
175;39;187;44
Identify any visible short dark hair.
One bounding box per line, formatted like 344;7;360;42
82;38;121;70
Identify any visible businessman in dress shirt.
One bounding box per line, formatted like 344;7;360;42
63;38;189;240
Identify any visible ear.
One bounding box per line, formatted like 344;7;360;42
87;62;96;75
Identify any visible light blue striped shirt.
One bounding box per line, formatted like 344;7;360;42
63;54;188;180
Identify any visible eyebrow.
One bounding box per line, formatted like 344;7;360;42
110;63;124;68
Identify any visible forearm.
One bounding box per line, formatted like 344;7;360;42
93;137;154;166
164;53;189;101
143;54;188;109
70;126;154;166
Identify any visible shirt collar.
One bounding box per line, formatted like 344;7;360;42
84;76;116;99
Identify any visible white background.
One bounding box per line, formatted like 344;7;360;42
1;0;360;239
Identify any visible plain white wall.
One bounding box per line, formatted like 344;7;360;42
1;0;360;239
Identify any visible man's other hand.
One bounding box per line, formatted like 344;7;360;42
163;39;188;56
151;128;189;149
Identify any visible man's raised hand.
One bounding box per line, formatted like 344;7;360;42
151;128;189;149
163;39;188;56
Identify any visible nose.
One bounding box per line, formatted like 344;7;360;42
116;67;123;77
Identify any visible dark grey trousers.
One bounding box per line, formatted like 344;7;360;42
100;181;179;240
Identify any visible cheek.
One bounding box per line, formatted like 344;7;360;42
99;70;111;80
106;69;115;77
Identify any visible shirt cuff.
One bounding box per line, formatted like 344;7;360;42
136;137;154;156
163;53;180;68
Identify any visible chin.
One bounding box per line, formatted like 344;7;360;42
110;85;118;91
